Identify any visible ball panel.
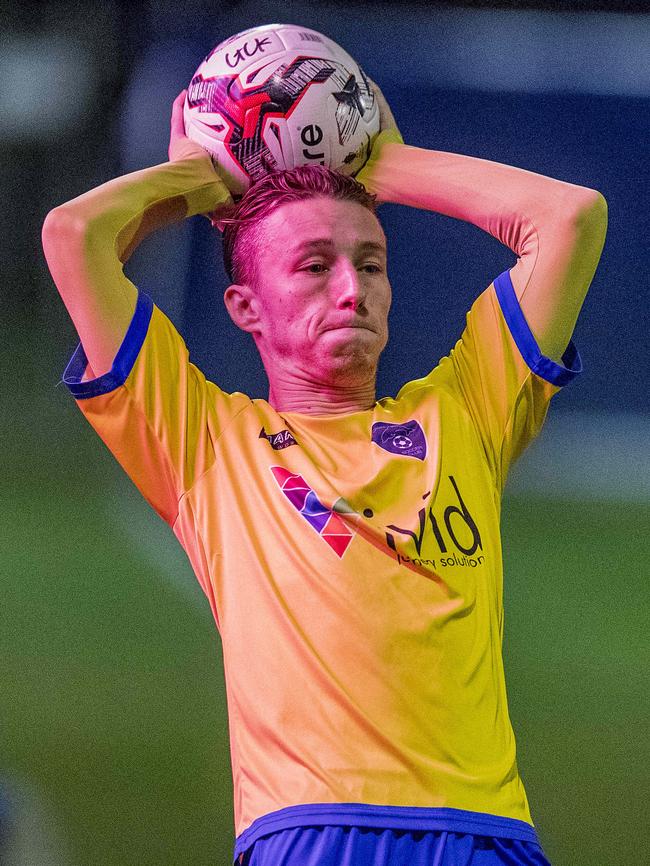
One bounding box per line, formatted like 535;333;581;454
202;29;287;78
276;24;361;70
260;115;296;171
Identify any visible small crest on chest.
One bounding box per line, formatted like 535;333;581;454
371;420;427;460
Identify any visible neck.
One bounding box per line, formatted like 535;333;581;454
266;370;377;416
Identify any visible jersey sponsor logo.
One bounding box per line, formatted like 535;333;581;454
371;420;427;460
259;426;298;450
385;475;484;568
270;466;357;557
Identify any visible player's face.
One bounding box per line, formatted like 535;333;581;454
241;197;391;387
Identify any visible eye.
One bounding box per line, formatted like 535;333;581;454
302;262;327;274
362;263;383;274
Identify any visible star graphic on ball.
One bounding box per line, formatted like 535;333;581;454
332;74;367;116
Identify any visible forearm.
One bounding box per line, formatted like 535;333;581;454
360;139;600;244
48;156;231;263
42;157;231;379
358;139;607;361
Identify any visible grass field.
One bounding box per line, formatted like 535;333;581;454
3;406;648;866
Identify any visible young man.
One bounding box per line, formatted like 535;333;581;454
41;82;607;866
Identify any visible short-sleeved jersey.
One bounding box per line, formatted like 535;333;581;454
62;268;580;861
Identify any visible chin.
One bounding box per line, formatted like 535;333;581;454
324;352;378;384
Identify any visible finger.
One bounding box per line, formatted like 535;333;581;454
171;90;187;136
172;90;185;113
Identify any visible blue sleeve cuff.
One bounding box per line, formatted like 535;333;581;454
493;269;582;387
62;291;154;399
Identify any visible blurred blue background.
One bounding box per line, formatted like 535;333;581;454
2;2;648;865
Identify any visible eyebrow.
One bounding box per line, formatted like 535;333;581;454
290;239;386;257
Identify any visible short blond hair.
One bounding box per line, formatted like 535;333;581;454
218;165;379;286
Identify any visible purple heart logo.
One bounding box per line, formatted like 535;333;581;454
371;420;427;460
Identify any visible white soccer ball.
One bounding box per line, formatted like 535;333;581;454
183;23;380;197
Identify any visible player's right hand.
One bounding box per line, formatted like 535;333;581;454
354;77;404;203
168;89;235;226
366;76;403;143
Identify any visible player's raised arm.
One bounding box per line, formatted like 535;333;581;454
357;80;607;364
41;90;234;380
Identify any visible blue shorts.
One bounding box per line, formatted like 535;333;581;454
236;825;552;865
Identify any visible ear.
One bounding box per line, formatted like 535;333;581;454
223;283;262;335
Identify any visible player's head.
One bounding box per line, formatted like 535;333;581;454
219;165;382;289
218;166;391;390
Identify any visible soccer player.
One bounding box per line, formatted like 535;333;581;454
41;78;606;866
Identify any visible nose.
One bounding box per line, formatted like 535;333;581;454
334;261;367;311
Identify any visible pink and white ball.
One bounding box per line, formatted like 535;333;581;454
183;23;380;197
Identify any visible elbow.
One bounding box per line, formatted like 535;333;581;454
571;189;608;250
574;188;608;225
42;207;91;240
582;188;607;216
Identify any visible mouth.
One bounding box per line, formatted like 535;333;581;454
324;324;373;333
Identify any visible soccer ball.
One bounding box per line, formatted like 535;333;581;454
183;23;380;197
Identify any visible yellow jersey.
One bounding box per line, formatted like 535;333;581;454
62;265;580;857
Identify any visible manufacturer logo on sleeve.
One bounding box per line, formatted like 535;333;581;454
259;426;297;450
371;420;427;460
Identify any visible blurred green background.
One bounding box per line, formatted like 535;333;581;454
2;1;648;865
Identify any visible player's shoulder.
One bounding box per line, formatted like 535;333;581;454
390;352;468;415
